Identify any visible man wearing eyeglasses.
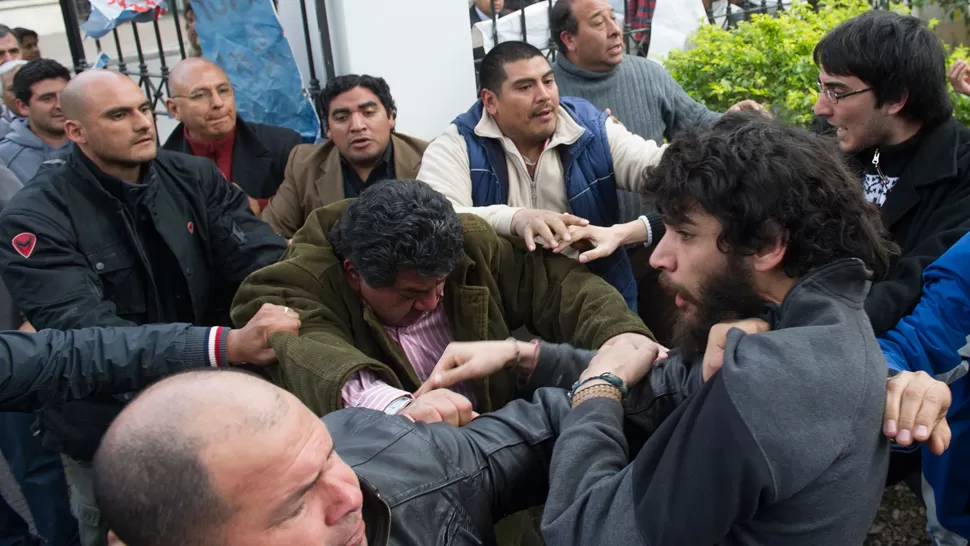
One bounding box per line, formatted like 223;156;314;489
812;11;970;336
163;58;302;215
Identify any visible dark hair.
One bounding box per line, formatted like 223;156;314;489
813;10;951;127
12;27;37;42
643;113;898;280
12;59;70;105
329;180;464;287
318;74;396;132
478;41;546;95
0;25;12;40
549;0;578;54
93;425;233;546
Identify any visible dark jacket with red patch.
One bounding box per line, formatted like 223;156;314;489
0;144;286;461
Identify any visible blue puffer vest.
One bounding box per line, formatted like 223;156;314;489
452;97;637;311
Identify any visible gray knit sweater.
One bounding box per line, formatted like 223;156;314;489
553;54;720;142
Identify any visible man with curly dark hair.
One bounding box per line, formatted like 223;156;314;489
232;178;649;422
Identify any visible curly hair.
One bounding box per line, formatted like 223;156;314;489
329;180;464;287
643;113;898;280
12;58;70;105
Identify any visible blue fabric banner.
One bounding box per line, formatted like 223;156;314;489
189;0;320;141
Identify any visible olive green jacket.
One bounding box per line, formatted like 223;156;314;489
231;200;650;416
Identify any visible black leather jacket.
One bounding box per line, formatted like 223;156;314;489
322;346;702;545
324;388;569;546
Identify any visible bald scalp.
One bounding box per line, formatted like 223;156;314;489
169;57;229;96
59;69;139;121
93;370;291;546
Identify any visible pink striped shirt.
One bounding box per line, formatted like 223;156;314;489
340;302;478;413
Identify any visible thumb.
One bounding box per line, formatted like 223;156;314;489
579;244;611;263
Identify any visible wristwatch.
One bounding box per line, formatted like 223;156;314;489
384;396;414;415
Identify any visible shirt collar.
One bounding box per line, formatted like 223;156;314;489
474;104;585;150
183;124;236;155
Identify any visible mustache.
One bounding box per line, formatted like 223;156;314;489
529;103;554;117
658;271;698;306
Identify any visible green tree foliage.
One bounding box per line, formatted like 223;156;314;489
664;1;970;126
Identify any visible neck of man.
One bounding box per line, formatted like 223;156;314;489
758;272;796;306
84;148;144;184
565;51;612;74
882;117;923;148
511;136;545;167
347;154;382;183
29;122;67;149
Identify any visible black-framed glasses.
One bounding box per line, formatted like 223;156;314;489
816;81;873;104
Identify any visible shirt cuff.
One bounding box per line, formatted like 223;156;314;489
206;327;230;368
356;383;414;413
639;212;665;247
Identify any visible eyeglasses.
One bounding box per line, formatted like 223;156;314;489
816;81;872;104
170;86;234;104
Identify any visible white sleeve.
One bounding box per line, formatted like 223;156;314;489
417;124;522;236
606;118;667;193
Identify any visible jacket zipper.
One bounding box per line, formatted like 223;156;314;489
117;206;163;315
871;149;890;185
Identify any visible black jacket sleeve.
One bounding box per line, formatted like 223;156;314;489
0;323;215;412
541;376;774;545
0;202;136;330
200;162;286;284
866;219;970;334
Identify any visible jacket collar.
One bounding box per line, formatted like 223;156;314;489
555;54;620;82
473;104;585;150
317;133;424;201
765;258;872;330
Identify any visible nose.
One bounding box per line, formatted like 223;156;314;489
648;231;675;272
413;289;441;312
813;94;832;118
348;112;366;132
322;470;364;526
210;90;225;109
133;108;154;132
607;16;621;36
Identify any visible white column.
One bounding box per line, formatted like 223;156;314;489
323;0;478;141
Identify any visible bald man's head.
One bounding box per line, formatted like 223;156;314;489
94;370;292;546
165;58;237;141
59;70;157;179
95;370;366;546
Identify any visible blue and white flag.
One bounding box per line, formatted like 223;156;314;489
83;0;168;40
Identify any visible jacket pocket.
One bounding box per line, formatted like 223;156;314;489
86;244;148;320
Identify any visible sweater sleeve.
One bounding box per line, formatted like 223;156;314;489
646;60;721;140
417;124;523;236
607;118;667;194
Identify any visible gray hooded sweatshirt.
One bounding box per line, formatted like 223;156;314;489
0;117;70;183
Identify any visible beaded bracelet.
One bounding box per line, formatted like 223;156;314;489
568;372;628;398
570;384;623;408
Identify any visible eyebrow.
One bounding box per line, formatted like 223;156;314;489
189;82;231;93
819;78;848;90
103;101;152;118
511;71;555;87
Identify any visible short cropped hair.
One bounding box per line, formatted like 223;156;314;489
478;41;546;95
12;59;70;105
329;180;464;287
643;114;898;280
813;10;951;127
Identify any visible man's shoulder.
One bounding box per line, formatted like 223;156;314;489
154;149;221;177
246;120;301;144
327;408;480;505
458;212;499;241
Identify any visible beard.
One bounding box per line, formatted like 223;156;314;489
661;254;766;360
